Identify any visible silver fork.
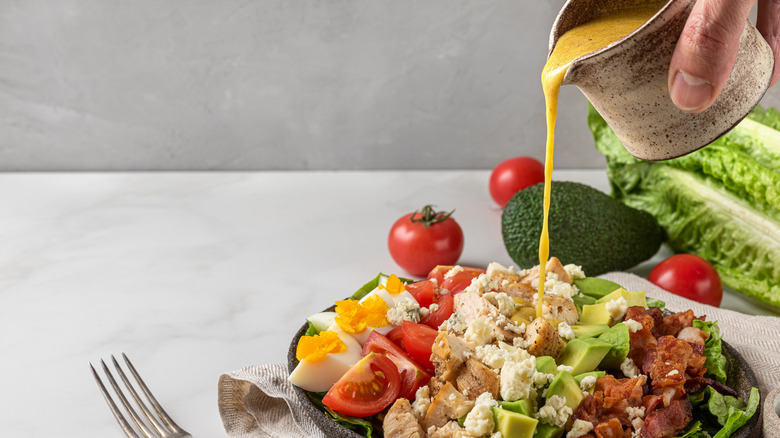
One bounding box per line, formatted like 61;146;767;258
90;353;191;438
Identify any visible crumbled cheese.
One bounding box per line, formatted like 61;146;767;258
536;395;572;428
620;357;642;378
483;292;517;317
464;318;494;346
606;297;629;320
566;419;595;438
505;321;526;335
444;265;463;279
539;274;578;300
626;406;645;421
564;264;586;280
533;372;555;388
579;375;597;392
632;428;642;438
464;273;499;295
667;369;680;377
477;342;531;370
487;262;516;277
464;392;498;436
411;385;431;421
632;418;644;432
558;322;576;340
490;432;503;438
500;357;536;401
439;312;468;334
513;336;531;349
428;303;439;312
622;319;643;333
386;297;421;325
557;364;574;373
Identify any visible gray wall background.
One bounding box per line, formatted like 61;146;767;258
2;1;778;171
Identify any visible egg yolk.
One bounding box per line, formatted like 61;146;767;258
379;274;406;295
296;330;346;363
335;295;389;334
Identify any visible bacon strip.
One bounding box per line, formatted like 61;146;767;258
640;398;693;438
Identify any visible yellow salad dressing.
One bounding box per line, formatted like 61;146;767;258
537;6;660;317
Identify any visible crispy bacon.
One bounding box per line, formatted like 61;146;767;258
625;307;661;365
597;375;645;409
685;376;739;398
643;394;664;416
659;310;697;337
594;418;625;438
640;398;693;438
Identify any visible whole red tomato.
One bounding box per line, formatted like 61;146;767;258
388;205;464;277
648;254;723;307
489;156;545;207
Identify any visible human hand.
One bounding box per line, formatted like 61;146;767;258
669;0;780;113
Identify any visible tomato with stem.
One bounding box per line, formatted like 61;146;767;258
388;206;464;277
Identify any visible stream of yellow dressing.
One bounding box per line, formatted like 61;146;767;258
537;7;660;318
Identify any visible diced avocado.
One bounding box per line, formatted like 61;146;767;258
597;323;630;370
499;399;535;417
493;407;538;438
557;338;613;375
546;371;585;412
571;323;609;339
572;293;597;311
535;356;559;375
533;423;564;438
596;288;647;308
573;277;621;299
579;303;612;325
574;371;606;394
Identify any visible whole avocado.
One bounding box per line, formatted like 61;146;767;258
501;181;664;276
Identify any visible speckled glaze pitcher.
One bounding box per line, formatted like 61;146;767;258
551;0;774;161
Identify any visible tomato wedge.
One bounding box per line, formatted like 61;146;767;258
419;292;454;329
363;331;432;400
385;325;405;349
429;266;485;294
405;280;438;309
401;321;439;373
322;353;401;417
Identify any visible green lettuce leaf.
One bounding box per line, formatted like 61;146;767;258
306;391;377;437
692;320;728;383
646;297;666;311
687;386;760;438
589;104;780;307
676;421;711;438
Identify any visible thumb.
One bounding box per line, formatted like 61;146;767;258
669;0;755;113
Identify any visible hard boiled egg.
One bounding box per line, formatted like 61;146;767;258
288;330;362;393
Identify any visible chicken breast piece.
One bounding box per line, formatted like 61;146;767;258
541;294;579;326
519;257;572;285
383;398;425;438
454;291;522;343
423;383;474;431
431;332;475;386
456;358;500;400
428;421;480;438
524;317;565;358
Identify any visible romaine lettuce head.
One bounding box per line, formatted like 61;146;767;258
589;104;780;308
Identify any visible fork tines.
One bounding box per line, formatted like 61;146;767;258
90;353;191;438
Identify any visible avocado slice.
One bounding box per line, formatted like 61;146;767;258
546;371;585;412
597;323;630;370
573;277;621;299
579;303;613;325
535;356;559;375
493;407;538;438
534;423;564;438
499;399;535;417
596;288;647;307
557;337;613;375
571;323;609;339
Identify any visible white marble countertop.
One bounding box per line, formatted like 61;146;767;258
1;170;776;437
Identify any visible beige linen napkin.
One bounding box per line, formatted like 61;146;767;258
218;272;780;437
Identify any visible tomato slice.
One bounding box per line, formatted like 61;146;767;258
385;325;405;349
428;266;486;294
420;292;454;329
322;353;401;417
362;331;432;400
401;321;438;373
406;280;438;308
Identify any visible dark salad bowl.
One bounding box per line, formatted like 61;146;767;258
287;307;762;438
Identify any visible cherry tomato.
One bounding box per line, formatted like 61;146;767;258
362;331;432;400
419;292;454;329
388;206;464;277
406;280;438;308
401;321;438;373
322;353;401;417
489;156;545;207
648;254;723;307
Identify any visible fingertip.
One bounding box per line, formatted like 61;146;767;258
670;70;714;113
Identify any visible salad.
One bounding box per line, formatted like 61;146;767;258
288;260;759;438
